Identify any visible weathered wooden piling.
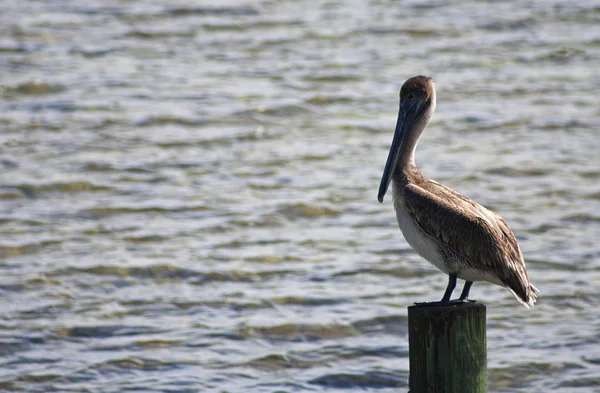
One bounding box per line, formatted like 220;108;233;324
408;302;486;393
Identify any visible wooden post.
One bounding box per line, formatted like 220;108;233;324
408;302;487;393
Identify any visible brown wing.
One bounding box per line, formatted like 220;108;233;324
404;181;535;304
494;215;536;303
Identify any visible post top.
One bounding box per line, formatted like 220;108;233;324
408;300;486;310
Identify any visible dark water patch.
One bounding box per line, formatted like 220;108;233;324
254;103;314;118
409;0;452;10
556;376;600;388
480;17;537;31
0;283;26;292
119;298;165;307
6;99;77;113
247;182;284;191
299;154;333;161
458;118;526;132
0;44;29;53
524;258;580;271
252;158;292;168
342;124;389;134
6;121;62;132
537;291;600;309
121;234;169;243
303;73;364;83
228;214;285;229
238;19;306;31
245;353;326;371
489;362;586;391
157;160;209;169
100;301;191;320
1;81;66;96
0;159;18;169
114;173;170;184
0;189;24;200
117;165;156;174
270;296;349;307
533;119;592;131
0;338;39;357
525;223;561;234
8;181;114;197
133;116;205;127
49;264;299;285
40;4;126;16
362;26;408;35
304;95;355;106
204;331;245;341
57;325;162;339
215;238;289;249
203;23;255;33
535;47;587;63
13;372;63;384
361;26;445;37
277;203;340;219
91;356;185;374
5;354;62;367
14;302;72;321
582;356;600;365
79;162;116;172
80;204;211;218
243;255;303;263
167;6;260;17
69;46;116;58
352;219;402;229
400;28;443;37
532;188;575;199
300;238;359;253
131;338;186;348
578;170;600;179
561;213;600;224
484;166;551;177
155;126;276;148
309;370;406;388
332;267;432;279
245;354;295;371
189;269;301;284
0;240;62;257
369;247;416;256
81;225;138;236
0;381;18;392
352;315;408;336
237;323;359;342
50;265;198;279
321;344;408;360
173;299;266;311
124;29;196;39
84;118;130;131
156;140;211;148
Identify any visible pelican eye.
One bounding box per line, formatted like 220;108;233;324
407;93;415;100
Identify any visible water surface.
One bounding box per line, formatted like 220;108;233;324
1;0;600;392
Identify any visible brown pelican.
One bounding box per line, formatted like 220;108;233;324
378;76;538;307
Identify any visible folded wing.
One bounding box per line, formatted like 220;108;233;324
403;180;536;306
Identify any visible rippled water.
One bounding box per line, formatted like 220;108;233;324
1;0;600;392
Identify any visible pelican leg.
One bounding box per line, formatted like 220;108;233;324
441;273;457;303
459;281;473;301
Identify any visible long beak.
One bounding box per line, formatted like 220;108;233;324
377;98;423;202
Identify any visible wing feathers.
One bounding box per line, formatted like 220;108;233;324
403;181;536;306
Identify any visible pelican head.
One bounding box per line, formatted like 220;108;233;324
378;76;436;203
